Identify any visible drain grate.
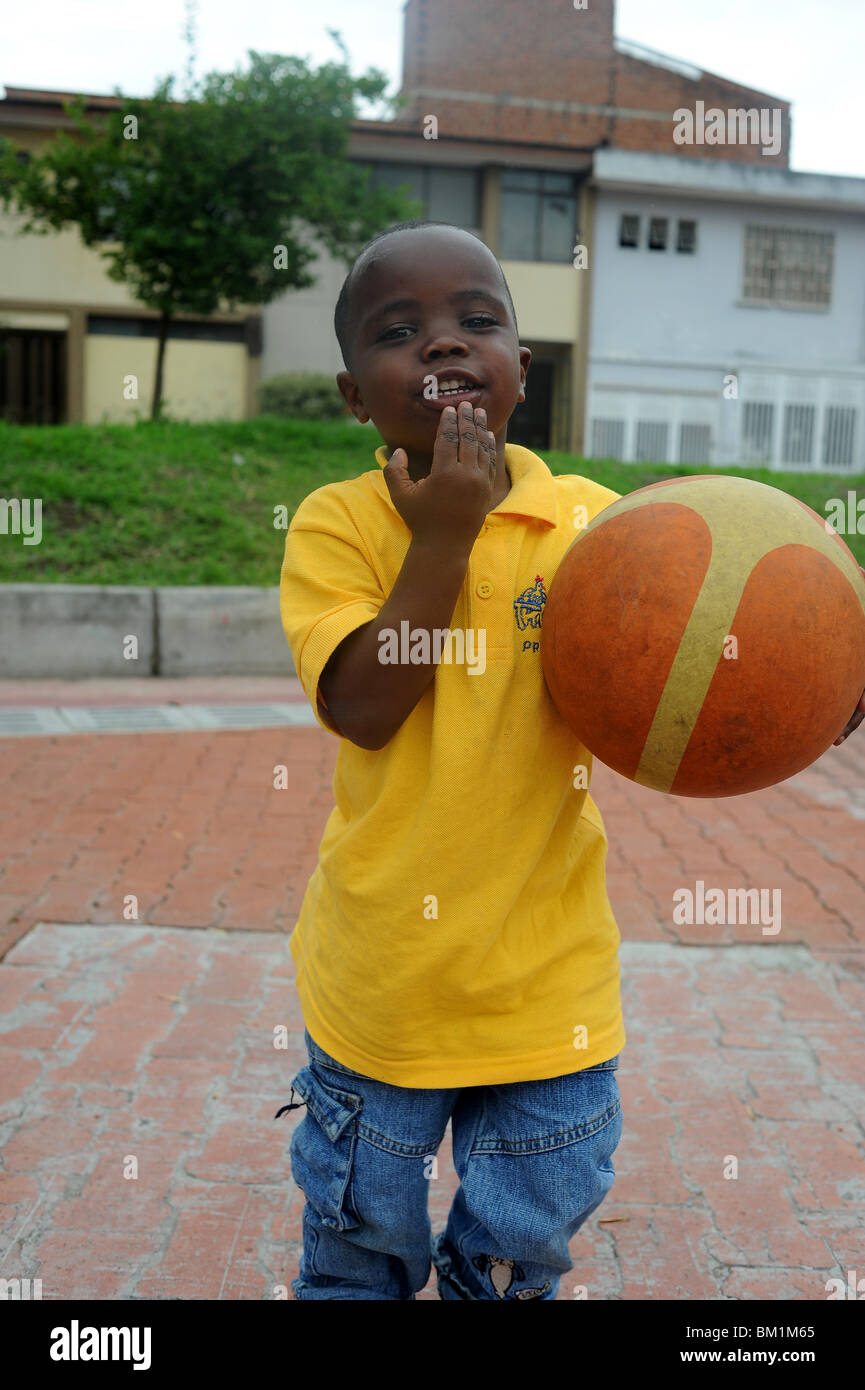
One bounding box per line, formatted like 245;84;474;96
62;706;184;732
197;704;311;728
0;707;69;735
0;703;318;737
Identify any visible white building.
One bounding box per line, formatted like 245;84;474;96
585;149;865;471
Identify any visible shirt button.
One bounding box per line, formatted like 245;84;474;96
476;580;494;598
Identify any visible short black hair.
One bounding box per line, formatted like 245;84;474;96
334;220;519;373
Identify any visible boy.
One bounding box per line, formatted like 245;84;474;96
276;217;624;1301
275;217;863;1301
279;216;865;1301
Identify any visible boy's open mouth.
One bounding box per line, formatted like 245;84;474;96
418;372;484;411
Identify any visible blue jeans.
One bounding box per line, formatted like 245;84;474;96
276;1028;623;1300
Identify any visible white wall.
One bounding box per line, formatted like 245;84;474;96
590;191;865;366
586;189;865;469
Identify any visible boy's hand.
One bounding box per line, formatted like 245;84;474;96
834;689;865;744
832;564;865;745
383;402;497;551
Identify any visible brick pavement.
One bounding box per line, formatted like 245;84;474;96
0;678;863;1300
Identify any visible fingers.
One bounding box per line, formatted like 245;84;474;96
456;400;480;467
474;407;496;472
432;404;462;470
828;684;865;747
381;446;414;504
434;403;495;473
833;706;865;745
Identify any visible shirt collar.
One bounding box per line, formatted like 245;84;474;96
373;442;559;527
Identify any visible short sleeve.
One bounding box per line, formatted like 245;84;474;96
280;485;385;735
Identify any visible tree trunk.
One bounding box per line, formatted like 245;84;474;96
151;310;171;420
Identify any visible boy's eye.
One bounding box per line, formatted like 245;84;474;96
379;313;498;341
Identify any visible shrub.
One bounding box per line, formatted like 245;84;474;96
257;371;347;420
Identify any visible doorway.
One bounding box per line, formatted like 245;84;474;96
508;359;553;451
0;329;67;424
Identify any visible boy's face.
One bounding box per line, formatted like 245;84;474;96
336;229;531;467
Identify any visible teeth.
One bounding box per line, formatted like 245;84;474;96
438;380;475;394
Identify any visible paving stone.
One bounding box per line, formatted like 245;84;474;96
1;681;864;1298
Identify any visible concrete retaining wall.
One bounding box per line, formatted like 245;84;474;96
0;584;296;678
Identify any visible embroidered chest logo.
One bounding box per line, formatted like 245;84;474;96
513;575;546;656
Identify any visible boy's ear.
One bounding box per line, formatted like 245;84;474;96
517;347;531;404
336;371;370;424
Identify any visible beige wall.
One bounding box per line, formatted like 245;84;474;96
4;125;61;154
0;138;255;421
260;241;582;383
500;261;581;344
0;209;143;309
84;336;248;423
0;309;70;330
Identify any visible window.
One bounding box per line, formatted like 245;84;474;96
679;423;711;464
741;402;775;465
367;161;423;202
86;315;245;343
427;167;480;227
362;163;481;231
619;214;640;248
648;218;668;251
822;406;858;471
677;220;697;254
591;419;626;459
635;421;669;462
499;169;579;263
93;171;140;243
743;226;834;307
782;403;816;467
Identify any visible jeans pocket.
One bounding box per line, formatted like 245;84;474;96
288;1065;363;1232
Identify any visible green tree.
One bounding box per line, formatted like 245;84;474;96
0;38;420;419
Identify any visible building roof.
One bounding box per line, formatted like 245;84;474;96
592;147;865;211
0;84;175;133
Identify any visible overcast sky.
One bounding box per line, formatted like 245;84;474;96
5;0;865;178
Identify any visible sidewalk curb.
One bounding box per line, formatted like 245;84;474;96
0;583;296;678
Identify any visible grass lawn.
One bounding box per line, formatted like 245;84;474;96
0;414;862;585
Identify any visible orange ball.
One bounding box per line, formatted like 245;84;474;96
542;475;865;797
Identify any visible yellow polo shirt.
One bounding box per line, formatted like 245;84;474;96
279;442;626;1086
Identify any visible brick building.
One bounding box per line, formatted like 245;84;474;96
267;0;807;457
393;0;791;165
